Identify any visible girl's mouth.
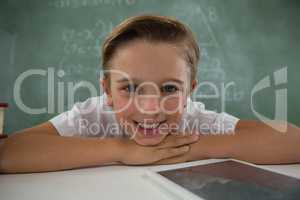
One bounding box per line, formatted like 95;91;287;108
133;120;167;137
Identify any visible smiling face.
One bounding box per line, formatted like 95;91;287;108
102;40;197;146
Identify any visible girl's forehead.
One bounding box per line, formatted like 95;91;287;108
109;41;190;83
109;64;190;85
111;41;187;67
107;41;190;83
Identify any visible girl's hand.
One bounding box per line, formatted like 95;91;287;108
118;134;199;165
153;141;205;165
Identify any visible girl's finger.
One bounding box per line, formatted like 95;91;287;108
157;145;190;160
158;134;199;149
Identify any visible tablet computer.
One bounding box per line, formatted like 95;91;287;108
155;160;300;200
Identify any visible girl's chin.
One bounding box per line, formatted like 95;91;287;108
133;133;167;146
128;122;169;146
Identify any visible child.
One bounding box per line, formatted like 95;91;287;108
0;15;299;173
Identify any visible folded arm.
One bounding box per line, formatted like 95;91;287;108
156;120;300;165
0;122;198;173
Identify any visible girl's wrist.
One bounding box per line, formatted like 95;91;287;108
110;138;128;163
92;138;126;165
196;135;235;160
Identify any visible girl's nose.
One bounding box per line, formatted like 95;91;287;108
136;95;161;114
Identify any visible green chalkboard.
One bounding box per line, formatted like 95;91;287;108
0;0;299;133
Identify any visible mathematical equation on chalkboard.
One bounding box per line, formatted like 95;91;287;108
61;19;114;56
49;0;136;8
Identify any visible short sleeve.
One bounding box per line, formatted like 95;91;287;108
181;98;240;135
49;96;106;137
50;109;78;137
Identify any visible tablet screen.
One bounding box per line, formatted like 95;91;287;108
158;161;300;200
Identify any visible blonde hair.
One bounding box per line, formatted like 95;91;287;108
102;15;200;81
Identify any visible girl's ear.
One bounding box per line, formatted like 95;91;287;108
101;78;113;107
189;79;198;95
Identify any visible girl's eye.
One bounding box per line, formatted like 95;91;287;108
122;84;137;93
161;85;179;93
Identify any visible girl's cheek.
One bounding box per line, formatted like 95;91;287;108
161;95;186;114
113;95;136;115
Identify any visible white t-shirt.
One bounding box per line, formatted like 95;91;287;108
50;94;239;138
